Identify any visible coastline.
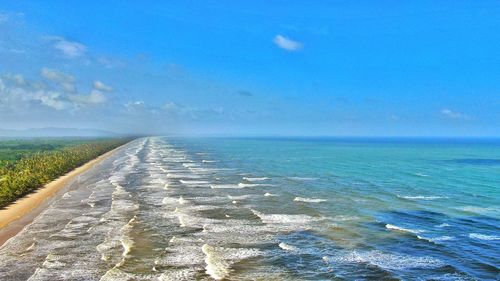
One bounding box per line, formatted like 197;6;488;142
0;143;127;247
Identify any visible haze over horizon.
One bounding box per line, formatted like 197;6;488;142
1;1;499;137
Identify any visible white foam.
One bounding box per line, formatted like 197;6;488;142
251;209;321;225
293;197;327;203
202;160;217;163
398;195;446;200
386;224;424;234
202;244;262;280
178;196;189;205
435;223;451;228
238;183;273;188
287;177;318;181
167;173;201;179
417;235;454;244
469;233;500;240
243;177;269;182
210;184;242;189
264;192;277;197
278;242;298;251
180;180;210;185
325;250;444;270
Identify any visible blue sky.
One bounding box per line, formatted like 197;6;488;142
0;1;499;136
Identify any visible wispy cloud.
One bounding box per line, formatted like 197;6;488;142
273;35;303;51
45;36;87;58
93;80;113;92
41;67;76;92
441;109;470;120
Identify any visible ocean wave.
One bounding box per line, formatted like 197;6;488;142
385;224;424;234
398;195;446;200
167;173;202;179
238;183;273;188
178;196;190;205
210;184;242;189
264;192;277;197
469;233;500;241
287;177;318;181
293;197;327;203
251;209;322;225
202;244;262;280
417;235;454;244
414;173;429;177
202;160;217;163
243;177;269;182
457;206;499;215
179;180;210;185
325;250;444;270
278;242;298;251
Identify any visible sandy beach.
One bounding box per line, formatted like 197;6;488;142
0;144;126;247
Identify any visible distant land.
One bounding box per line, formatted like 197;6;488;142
0;127;121;138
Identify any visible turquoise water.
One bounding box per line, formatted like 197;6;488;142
172;137;500;280
0;137;498;280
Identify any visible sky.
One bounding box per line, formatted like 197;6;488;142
0;0;499;137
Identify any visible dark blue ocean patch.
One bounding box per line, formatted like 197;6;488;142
446;159;500;165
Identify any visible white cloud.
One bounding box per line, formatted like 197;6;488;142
273;35;303;51
45;36;87;58
0;72;106;112
41;67;76;92
441;109;470;120
93;80;113;92
35;91;71;110
2;73;27;86
124;100;146;112
97;57;126;69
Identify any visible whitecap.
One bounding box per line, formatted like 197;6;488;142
293;197;327;203
238;183;273;188
180;180;210;185
287;177;318;181
210;184;242;189
417;235;454;244
398;195;446;200
325;250;444;270
243;177;269;182
251;209;322;225
202;244;262;280
178;196;189;205
278;242;298;251
435;223;451;228
386;224;424;234
469;233;500;240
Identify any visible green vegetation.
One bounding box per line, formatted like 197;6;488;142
0;138;131;208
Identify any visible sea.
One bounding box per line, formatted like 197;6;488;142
0;137;498;280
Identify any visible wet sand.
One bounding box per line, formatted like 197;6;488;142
0;144;127;247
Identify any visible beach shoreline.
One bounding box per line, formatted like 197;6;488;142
0;143;127;247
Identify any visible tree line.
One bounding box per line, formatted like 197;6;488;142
0;139;131;208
